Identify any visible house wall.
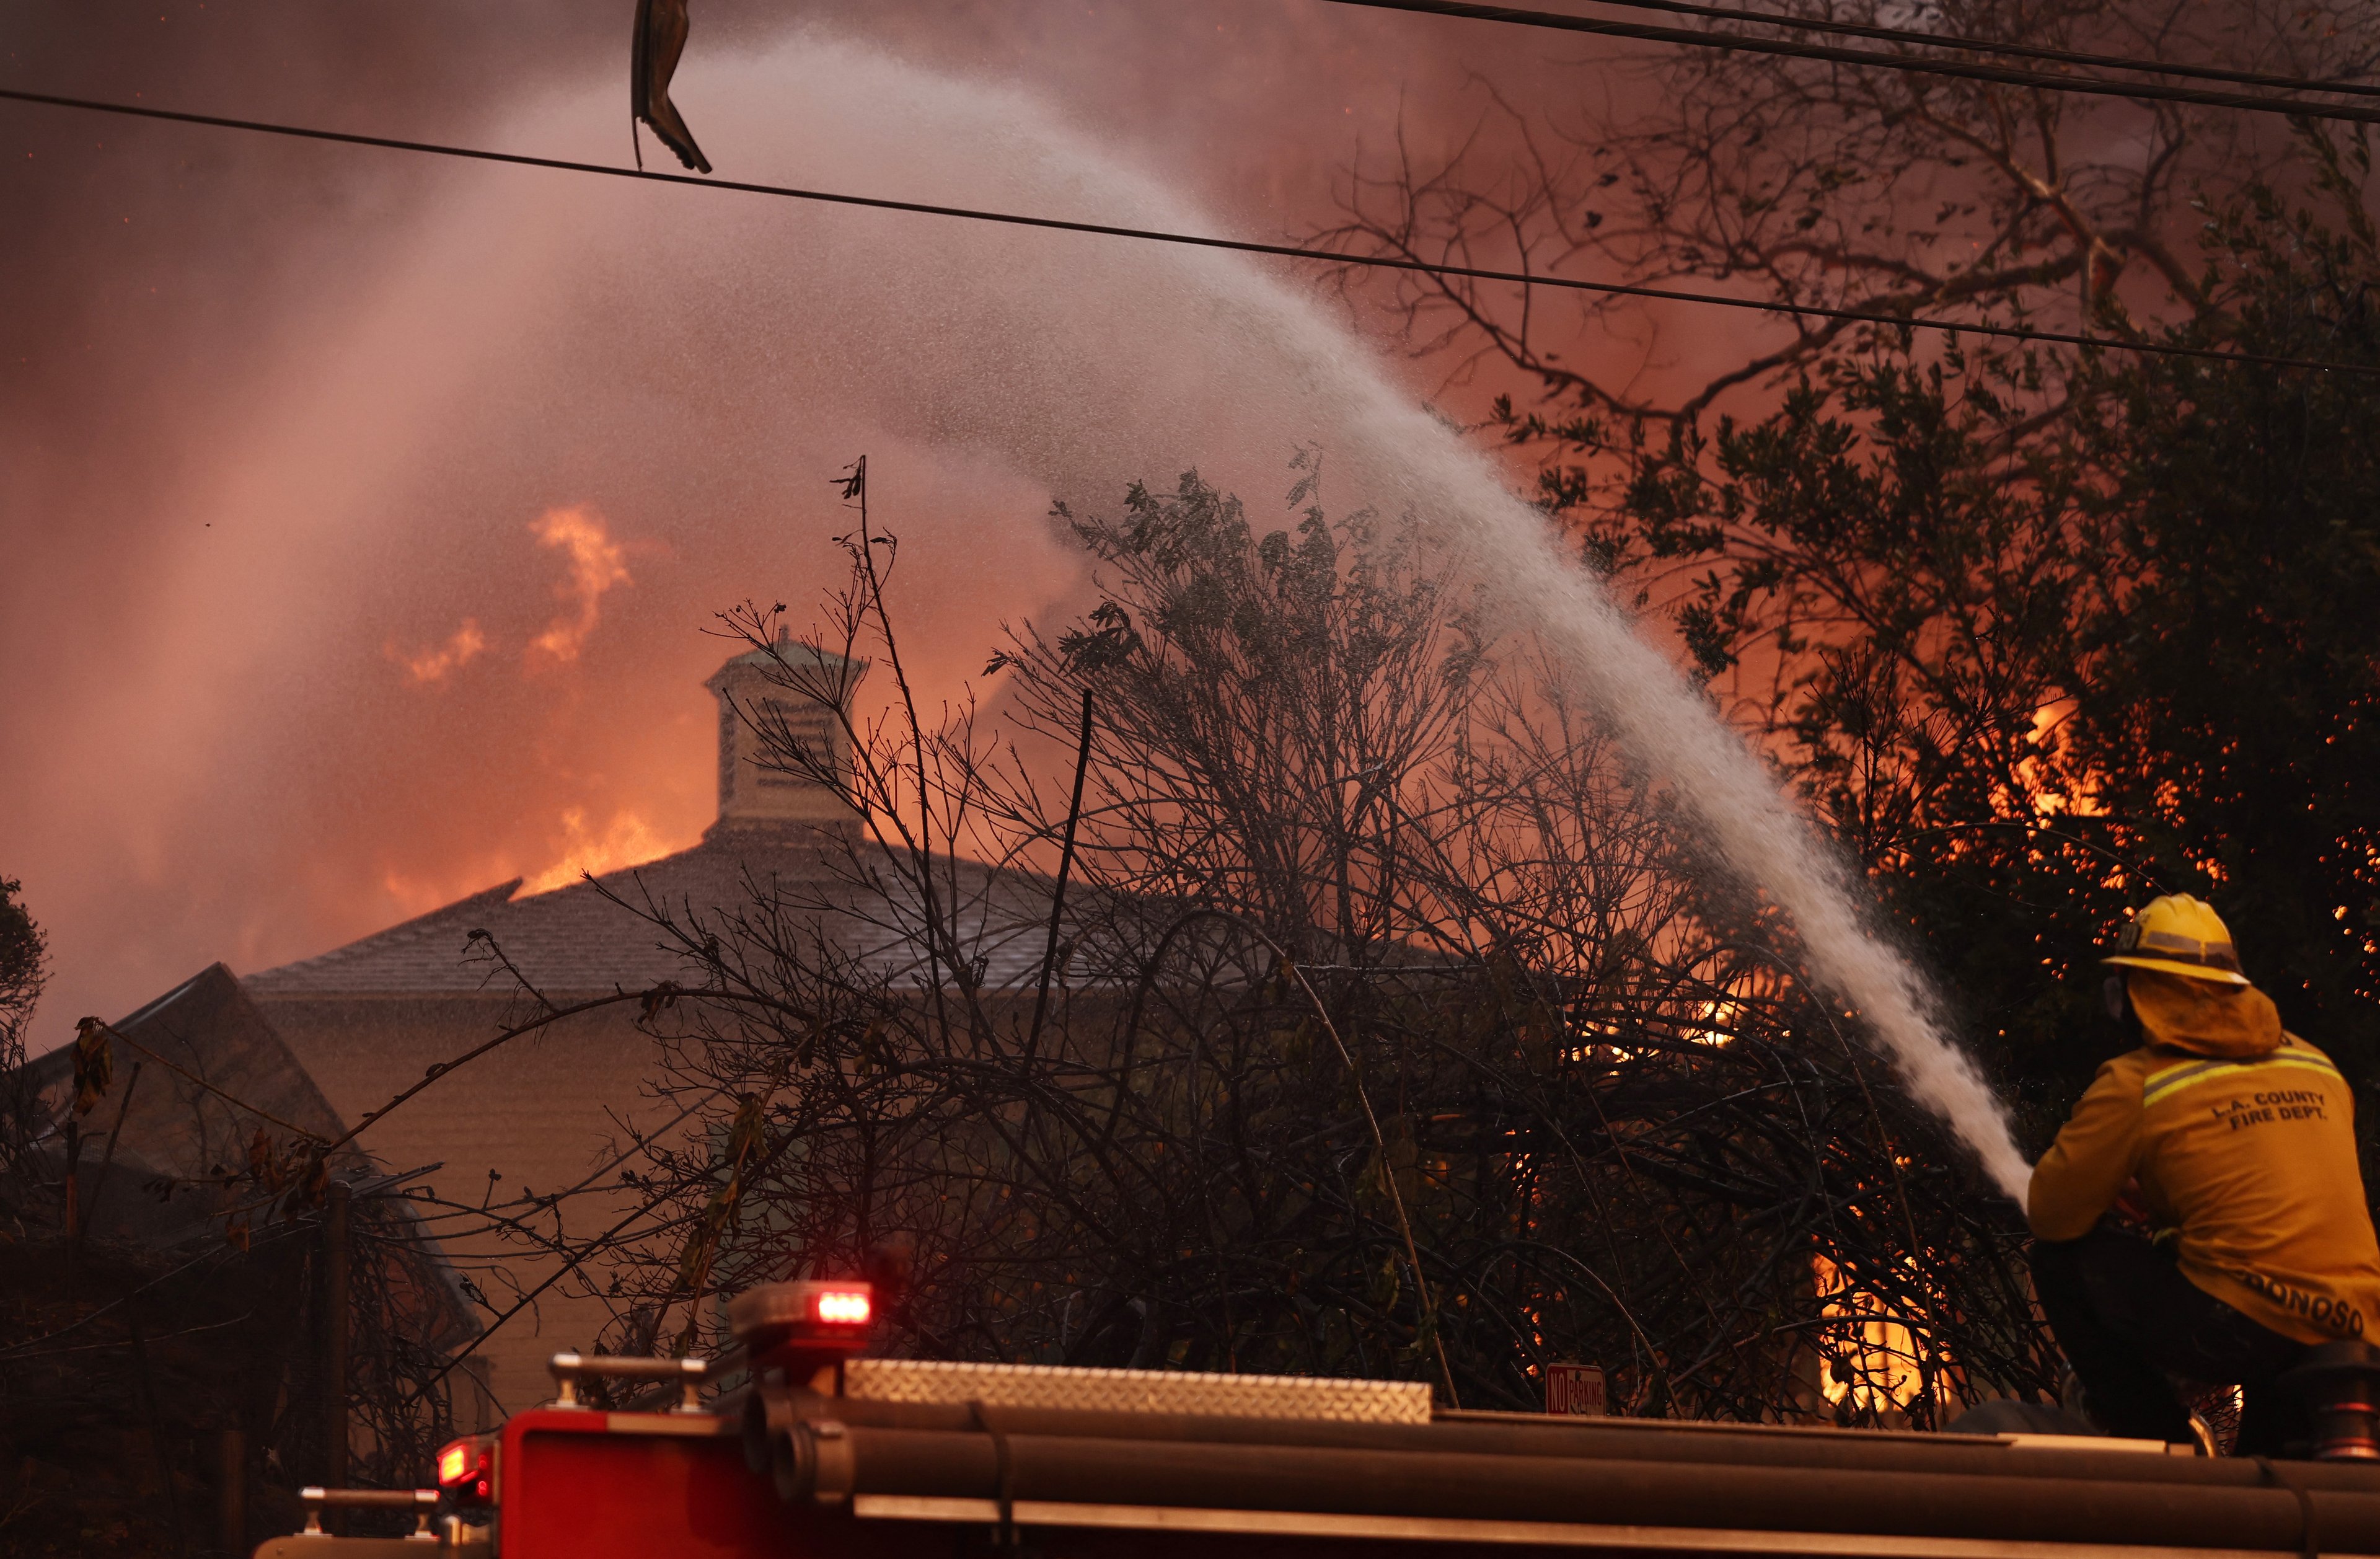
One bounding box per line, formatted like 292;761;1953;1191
251;994;676;1413
249;981;1116;1411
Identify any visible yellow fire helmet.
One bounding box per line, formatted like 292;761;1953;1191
2102;893;2251;986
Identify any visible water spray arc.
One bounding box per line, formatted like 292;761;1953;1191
108;32;2033;1200
1208;265;2038;1201
676;40;2037;1199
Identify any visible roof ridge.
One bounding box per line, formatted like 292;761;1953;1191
516;834;720;902
237;832;1091;998
246;877;523;983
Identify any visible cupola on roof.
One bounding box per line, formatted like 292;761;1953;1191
233;634;1091;1002
705;627;866;834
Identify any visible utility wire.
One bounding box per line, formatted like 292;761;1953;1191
1321;0;2380;126
2;86;2374;376
1443;0;2380;100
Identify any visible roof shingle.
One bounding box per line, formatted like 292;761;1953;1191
244;821;1070;998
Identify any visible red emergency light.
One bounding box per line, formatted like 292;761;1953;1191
812;1286;872;1326
728;1279;876;1379
434;1436;495;1508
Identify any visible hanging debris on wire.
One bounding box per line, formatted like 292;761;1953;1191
630;0;711;174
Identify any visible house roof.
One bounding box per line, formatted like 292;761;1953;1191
242;822;1073;999
25;964;480;1351
32;962;363;1177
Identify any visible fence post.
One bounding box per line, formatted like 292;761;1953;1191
322;1180;350;1524
216;1427;246;1557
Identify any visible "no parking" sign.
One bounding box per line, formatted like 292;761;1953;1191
1545;1362;1606;1416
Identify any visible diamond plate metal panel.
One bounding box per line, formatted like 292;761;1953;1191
843;1359;1432;1424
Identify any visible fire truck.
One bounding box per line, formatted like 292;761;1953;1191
260;1279;2380;1559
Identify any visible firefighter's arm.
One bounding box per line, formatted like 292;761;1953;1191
2028;1060;2144;1242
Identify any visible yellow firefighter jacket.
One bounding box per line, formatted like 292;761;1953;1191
2029;970;2380;1345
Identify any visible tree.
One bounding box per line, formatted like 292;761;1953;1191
1314;0;2379;1134
1530;156;2380;1145
0;877;43;1052
1;875;50;1185
994;454;1491;963
1312;0;2379;1107
2060;163;2380;1077
1321;0;2376;425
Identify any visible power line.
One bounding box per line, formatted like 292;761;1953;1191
2;85;2373;377
1469;0;2380;100
1323;0;2380;126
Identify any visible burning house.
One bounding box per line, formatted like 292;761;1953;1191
84;634;1069;1414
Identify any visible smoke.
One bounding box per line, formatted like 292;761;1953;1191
284;32;2017;1190
3;1;1596;1033
7;0;1986;1193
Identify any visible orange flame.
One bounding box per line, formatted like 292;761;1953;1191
1812;1252;1926;1413
520;806;674;894
527;505;631;663
391;619;487;685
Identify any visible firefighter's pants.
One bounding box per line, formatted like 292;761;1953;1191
2031;1222;2308;1454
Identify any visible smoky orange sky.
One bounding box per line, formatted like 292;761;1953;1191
2;0;1753;1048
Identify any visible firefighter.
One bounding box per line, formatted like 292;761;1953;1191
2028;894;2380;1453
